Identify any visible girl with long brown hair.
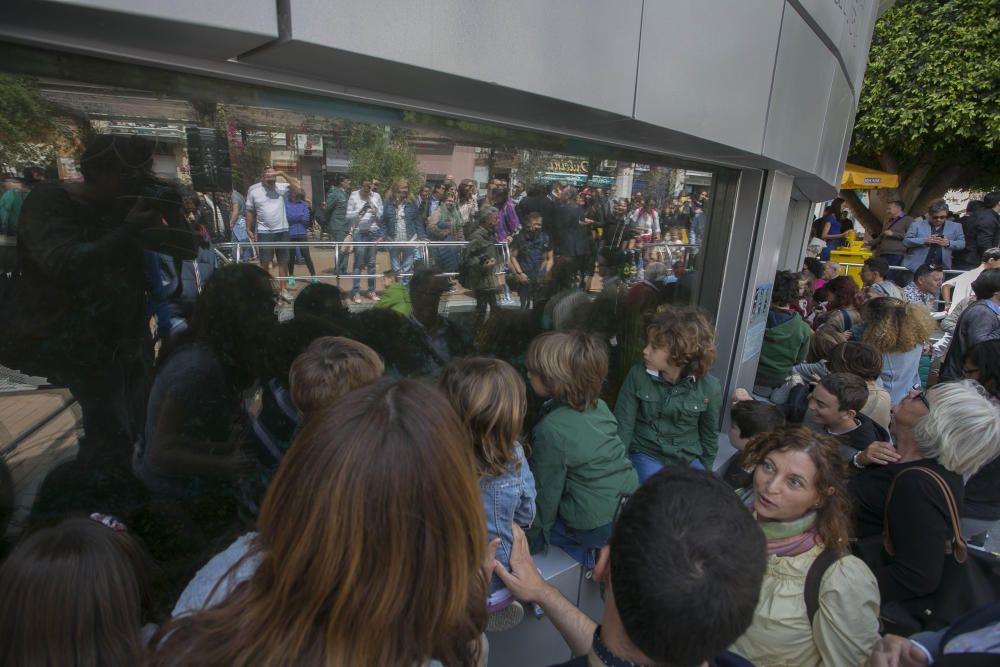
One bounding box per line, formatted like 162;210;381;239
439;357;536;632
151;378;488;666
0;514;150;667
730;426;880;667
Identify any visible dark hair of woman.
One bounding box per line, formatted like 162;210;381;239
0;515;150;667
157;263;277;388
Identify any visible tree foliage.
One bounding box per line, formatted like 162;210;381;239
844;0;1000;231
0;75;59;174
346;124;423;192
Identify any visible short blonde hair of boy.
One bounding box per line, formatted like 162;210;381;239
289;337;384;415
526;330;607;411
645;307;717;378
438;357;526;477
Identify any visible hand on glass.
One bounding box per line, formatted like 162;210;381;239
492;524;548;603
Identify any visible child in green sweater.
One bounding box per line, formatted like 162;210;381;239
527;330;637;569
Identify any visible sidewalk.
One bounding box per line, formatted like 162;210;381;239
0;386;81;539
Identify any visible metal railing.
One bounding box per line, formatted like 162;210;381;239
214;239;511;280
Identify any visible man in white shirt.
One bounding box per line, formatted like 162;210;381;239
942;247;1000;313
346;176;384;302
246;166;301;282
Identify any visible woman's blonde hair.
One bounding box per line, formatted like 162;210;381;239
917;380;1000;476
289;336;384;415
645;307;717;378
862;298;936;353
439;357;526;476
389;176;412;202
526;330;607;411
149;379;486;666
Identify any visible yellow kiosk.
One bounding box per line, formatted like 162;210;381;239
835;163;901;285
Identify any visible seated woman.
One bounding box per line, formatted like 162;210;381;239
0;514;150;666
814;275;864;336
136;263;278;499
859;297;936;406
730;426;880;667
849;380;1000;633
151;379;488;666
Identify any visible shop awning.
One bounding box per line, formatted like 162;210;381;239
841;163;899;190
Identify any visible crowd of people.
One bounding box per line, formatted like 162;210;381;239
3;135;1000;666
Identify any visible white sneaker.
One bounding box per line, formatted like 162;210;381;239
280;290;294;303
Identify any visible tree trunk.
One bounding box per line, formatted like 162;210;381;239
908;164;964;217
841;189;882;236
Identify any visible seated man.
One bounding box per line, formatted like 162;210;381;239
861;256;904;301
754;270;812;392
903;263;945;311
494;468;766;667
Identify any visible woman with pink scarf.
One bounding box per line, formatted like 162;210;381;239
730;427;880;667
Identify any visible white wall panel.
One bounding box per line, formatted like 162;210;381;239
634;0;784;155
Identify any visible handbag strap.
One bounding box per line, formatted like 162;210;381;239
883;466;967;564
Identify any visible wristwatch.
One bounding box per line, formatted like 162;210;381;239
852;450;866;470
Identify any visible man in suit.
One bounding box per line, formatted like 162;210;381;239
902;202;966;272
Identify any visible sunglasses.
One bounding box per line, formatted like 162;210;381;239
929;215;948;221
911;389;930;409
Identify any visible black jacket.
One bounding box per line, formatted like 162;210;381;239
970;206;1000;265
940;300;1000;381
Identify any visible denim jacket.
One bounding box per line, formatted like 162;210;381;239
481;445;536;581
382;198;425;241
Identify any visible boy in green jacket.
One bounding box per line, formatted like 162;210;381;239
615;307;723;481
373;270;412;317
755;271;812;389
527;330;638;569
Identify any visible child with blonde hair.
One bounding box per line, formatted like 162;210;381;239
615;306;723;482
438;356;536;631
289;336;384;418
526;331;638;569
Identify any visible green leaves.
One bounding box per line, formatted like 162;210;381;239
851;0;1000;188
0;75;59;173
346;124;424;191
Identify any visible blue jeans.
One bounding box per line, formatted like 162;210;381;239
548;517;612;569
629;451;703;484
329;229;351;275
389;247;415;280
351;233;378;295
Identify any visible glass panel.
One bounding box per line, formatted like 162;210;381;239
0;48;736;621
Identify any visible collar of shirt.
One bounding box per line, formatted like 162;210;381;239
984;299;1000;317
644;368;695;386
589;626;645;667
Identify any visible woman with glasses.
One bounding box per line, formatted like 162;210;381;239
848;380;1000;632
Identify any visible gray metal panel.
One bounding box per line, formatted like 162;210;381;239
763;9;838;173
790;0;878;90
1;0;277;60
727;171;796;397
281;0;642;118
816;69;856;186
634;0;784;155
56;0;276;37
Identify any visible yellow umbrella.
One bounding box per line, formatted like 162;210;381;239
841;163;900;190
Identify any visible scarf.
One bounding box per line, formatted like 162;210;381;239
759;511;819;557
